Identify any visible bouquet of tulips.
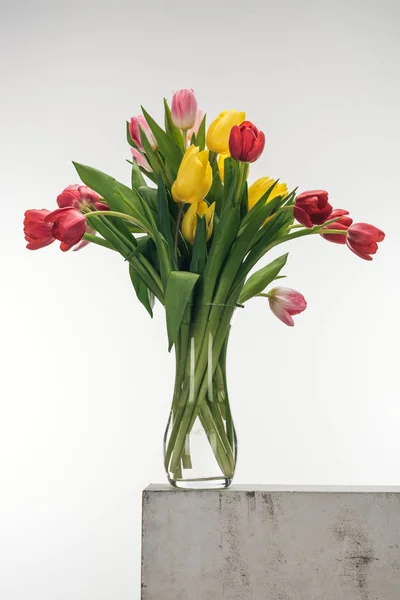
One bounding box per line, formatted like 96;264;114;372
24;89;385;488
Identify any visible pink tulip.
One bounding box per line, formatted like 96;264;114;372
294;190;332;228
129;115;157;151
186;109;204;142
24;209;55;250
346;223;385;261
57;184;108;211
130;147;153;172
45;207;87;252
321;209;353;244
268;287;307;327
171;88;198;130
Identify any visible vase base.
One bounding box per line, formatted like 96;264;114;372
168;476;233;490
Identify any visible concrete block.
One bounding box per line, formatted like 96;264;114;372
141;485;400;599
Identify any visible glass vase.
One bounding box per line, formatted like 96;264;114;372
164;304;237;489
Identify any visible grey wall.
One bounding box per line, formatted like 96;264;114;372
1;0;399;599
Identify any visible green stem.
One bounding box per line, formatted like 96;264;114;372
82;233;115;250
155;152;172;186
174;202;185;261
85;211;150;234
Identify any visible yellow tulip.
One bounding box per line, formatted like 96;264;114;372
217;152;230;182
248;177;288;212
172;145;213;204
181;201;215;244
206;109;246;154
218;152;250;183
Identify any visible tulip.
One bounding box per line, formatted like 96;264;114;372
129;115;158;151
229;121;265;163
268;287;307;327
206;109;246;154
294;190;332;228
171;145;212;204
248;177;288;212
181;201;215;244
45;207;87;252
57;184;108;211
217;152;230;182
346;223;385;261
321;209;353;244
130;147;153;172
186;109;204;142
24;209;55;250
171;88;198;130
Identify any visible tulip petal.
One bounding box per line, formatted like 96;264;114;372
269;301;295;326
240;128;256;160
293;205;313;228
229;126;243;160
26;237;55;250
247;131;266;163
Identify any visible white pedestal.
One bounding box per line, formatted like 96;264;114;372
141;485;400;599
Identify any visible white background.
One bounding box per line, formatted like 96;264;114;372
1;0;399;598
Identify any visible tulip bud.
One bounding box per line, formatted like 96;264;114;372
321;209;353;244
24;209;55;250
171;88;198;130
57;184;108;212
206;109;246;154
181;201;215;244
129;115;158;151
294;190;332;228
45;207;87;252
248;177;288;212
130;147;153;172
268;287;307;327
346;222;385;261
171;145;212;204
229;121;265;163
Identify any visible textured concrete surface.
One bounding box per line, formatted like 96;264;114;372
141;485;400;600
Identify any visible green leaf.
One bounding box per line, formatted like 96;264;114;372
156;175;176;266
129;264;155;317
223;158;238;211
190;215;207;275
135;189;172;286
137;185;158;212
239;254;288;304
72;162;149;227
165;271;200;351
196;114;206;150
163;98;185;151
207;171;224;217
131;160;146;190
141;106;183;176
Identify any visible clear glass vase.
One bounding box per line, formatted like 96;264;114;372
164;306;237;489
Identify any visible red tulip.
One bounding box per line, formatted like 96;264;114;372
171;88;198;130
24;209;55;250
45;207;87;252
229;121;265;163
346;223;385;261
57;184;108;211
294;190;332;228
268;287;307;327
321;209;353;244
129;115;157;151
